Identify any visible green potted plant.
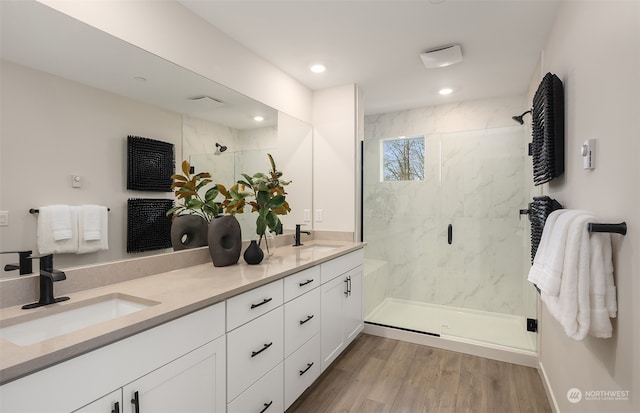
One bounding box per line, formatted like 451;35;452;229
225;153;291;257
167;160;228;250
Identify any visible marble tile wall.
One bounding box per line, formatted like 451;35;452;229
363;96;533;316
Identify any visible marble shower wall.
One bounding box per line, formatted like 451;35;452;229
363;96;531;316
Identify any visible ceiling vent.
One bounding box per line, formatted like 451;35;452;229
420;44;463;69
188;96;224;109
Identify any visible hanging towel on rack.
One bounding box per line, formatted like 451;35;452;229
527;210;617;340
78;205;109;253
37;205;79;254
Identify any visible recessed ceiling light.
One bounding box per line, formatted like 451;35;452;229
254;116;264;122
310;64;326;74
439;88;454;95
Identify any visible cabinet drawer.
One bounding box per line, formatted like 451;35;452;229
227;307;283;402
284;288;320;357
227;363;283;413
320;249;364;284
284;265;320;302
284;334;320;410
227;279;283;331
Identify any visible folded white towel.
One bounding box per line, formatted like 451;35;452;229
37;206;79;254
588;231;616;338
50;205;73;241
528;210;588;295
539;212;594;340
78;205;109;254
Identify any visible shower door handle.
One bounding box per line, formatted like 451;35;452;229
447;224;453;245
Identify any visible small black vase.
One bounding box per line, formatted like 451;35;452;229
243;240;264;265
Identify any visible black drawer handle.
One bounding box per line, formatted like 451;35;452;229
250;297;273;309
299;314;314;325
131;391;139;413
299;362;314;376
251;342;273;357
448;224;453;245
111;401;120;413
259;401;273;413
299;279;314;287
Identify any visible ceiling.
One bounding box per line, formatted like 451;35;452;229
179;0;560;115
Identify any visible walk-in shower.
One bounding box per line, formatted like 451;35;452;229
362;124;538;354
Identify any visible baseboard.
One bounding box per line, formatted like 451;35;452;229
538;360;560;413
363;322;538;367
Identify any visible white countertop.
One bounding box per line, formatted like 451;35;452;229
0;241;364;385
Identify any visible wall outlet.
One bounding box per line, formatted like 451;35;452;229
315;209;323;222
0;211;8;227
304;209;311;222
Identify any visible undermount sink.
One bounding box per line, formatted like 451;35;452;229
298;244;342;254
0;293;160;346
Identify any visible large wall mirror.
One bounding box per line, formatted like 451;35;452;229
0;1;312;278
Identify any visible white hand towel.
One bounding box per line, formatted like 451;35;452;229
588;231;616;338
50;204;73;241
78;205;109;254
80;204;104;241
37;206;79;254
539;212;594;341
528;210;587;296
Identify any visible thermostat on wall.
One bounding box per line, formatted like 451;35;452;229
581;139;596;170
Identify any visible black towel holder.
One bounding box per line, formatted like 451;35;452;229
588;222;627;235
30;208;110;213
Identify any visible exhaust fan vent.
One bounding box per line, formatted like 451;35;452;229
420;44;463;69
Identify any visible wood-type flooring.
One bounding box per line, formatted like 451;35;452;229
287;333;552;413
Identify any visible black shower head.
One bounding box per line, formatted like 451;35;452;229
512;110;532;125
215;142;228;153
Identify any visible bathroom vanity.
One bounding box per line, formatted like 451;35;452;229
0;241;364;413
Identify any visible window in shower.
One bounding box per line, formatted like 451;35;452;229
382;135;425;181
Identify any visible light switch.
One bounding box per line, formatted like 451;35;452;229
304;209;311;222
315;209;323;222
0;211;8;227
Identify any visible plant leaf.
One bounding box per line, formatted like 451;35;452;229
181;160;191;176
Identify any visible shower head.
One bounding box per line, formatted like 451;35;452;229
215;142;228;154
512;110;532;125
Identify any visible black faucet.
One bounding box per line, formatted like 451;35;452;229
293;224;311;247
22;254;70;309
1;250;33;275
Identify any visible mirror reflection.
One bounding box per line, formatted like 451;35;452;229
0;1;312;278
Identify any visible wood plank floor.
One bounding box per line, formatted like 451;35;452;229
287;334;552;413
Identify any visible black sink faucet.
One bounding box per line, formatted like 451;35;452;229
1;250;33;275
22;254;70;309
293;224;311;247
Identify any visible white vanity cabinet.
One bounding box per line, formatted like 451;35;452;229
320;250;364;371
1;303;226;413
226;280;284;412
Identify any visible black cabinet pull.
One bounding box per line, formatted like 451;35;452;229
348;276;352;296
299;279;314;287
251;342;273;357
259;401;273;413
131;391;140;413
344;277;349;296
299;314;314;325
299;362;314;376
250;297;272;309
448;224;453;245
111;401;120;413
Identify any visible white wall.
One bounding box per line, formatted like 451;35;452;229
37;0;313;124
535;2;640;412
0;61;181;269
312;84;358;234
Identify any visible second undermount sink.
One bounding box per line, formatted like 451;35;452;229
0;293;160;346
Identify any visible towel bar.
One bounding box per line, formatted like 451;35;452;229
588;222;627;235
30;208;110;213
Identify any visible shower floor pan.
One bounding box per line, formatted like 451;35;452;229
366;298;536;352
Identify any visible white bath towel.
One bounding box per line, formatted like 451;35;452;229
50;204;73;241
78;205;109;253
37;205;79;254
528;210;588;295
588;231;617;338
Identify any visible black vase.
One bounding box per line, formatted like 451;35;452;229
170;215;208;251
243;240;264;265
208;215;242;267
